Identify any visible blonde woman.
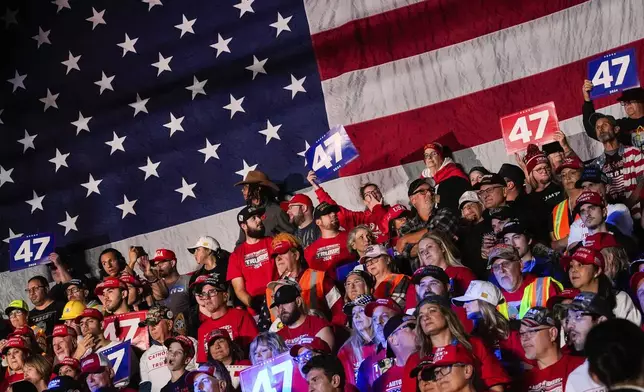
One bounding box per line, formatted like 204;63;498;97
22;355;52;392
417;231;476;296
346;225;376;259
337;295;377;388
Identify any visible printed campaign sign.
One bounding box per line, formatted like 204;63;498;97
103;311;150;352
499;102;560;154
101;341;132;386
306;125;359;180
9;233;54;272
588;48;639;99
239;352;308;392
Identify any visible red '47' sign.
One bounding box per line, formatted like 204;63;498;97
103;311;150;352
499;102;560;154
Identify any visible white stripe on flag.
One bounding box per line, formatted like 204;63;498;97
320;0;644;127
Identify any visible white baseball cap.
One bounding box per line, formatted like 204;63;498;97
458;191;482;210
187;236;220;254
451;280;504;306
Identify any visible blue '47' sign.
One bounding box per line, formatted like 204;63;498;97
101;341;132;387
588;48;639;99
9;233;54;272
306;125;359;180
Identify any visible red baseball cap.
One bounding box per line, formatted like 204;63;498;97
364;298;402;318
94;277;126;296
2;336;29;354
205;329;232;347
47;325;77;341
555;156;583;174
289;337;331;357
74;308;104;324
80;353;110;375
288;194;313;208
119;273;142;287
546;288;581;309
164;335;195;360
571;247;605;270
185;364;221;386
9;326;34;338
574;191;605;214
270;240;292;257
584;232;619;250
152;249;176;264
410;345;475;377
53;357;81;375
630;272;644;297
381;204;408;228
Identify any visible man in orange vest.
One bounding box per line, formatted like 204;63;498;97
266;233;346;326
550;156;584;252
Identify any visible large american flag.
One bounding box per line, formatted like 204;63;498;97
0;0;643;291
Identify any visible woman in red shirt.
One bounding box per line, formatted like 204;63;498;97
337;295;378;388
401;295;510;392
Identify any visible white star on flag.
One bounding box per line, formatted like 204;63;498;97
39;89;59;111
259;120;282;144
7;71;27;92
198;139;221;163
223;95;245;118
175;14;196;38
152;53;172;76
3;228;23;244
210;34;232;57
186;76;207;100
0;165;14;187
71;112;92;134
164;113;185;136
26;191;45;213
297;140;311;166
61;51;81;74
58;212;78;235
81;174;102;197
52;0;71;13
49;149;70;172
86;8;106;30
32;27;51;48
105;132;126;155
116;195;137;218
139;157;160;180
175;177;197;202
17;130;37;153
284;74;306;99
95;72;115;95
245;56;267;80
269;13;292;37
142;0;163;11
233;0;254;18
117;33;138;57
235;160;257;178
129;94;149;117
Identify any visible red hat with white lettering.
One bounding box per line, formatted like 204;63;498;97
94;277;126;296
584;232;619;250
164;335;195;361
524;144;548;174
289;337;331;357
571;246;605;270
364;298;402;318
409;344;475;378
151;249;176;264
2;336;29;354
119;273;142;287
9;326;34;339
53;357;81;375
80;353;111;375
74;308;104;324
555;156;584;174
47;325;77;341
574;191;605;215
288;194;313;209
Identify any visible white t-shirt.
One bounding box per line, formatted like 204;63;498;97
565;360;607;392
614;291;642;326
140;337;198;392
568;203;633;245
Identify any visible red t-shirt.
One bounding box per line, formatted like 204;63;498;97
520;354;585;391
276;315;330;347
444;266;477;296
373;362;406;392
304;232;353;280
226;237;277;297
338;341;378;387
404;286;474;334
196;308;259;363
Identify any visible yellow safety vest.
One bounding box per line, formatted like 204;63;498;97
265;269;325;322
497;277;564;319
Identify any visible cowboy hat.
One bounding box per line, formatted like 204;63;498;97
234;170;279;192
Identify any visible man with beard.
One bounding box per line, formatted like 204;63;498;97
195;276;258;363
523;144;564;211
139;305;197;392
26;276;65;335
305;202;353;280
227;205;277;319
287;194;320;248
488;244;562;320
120;273;150;311
519;307;584;391
151;249;191;321
589;113;644;218
273;285;334;350
96;277;130;315
162;336;195;392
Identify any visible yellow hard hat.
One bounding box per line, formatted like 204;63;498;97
59;300;86;321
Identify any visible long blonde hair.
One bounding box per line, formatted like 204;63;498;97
476;301;510;344
415;303;471;357
420;231;464;267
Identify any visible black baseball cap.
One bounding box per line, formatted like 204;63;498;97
44;376;82;392
541;142;564;156
497;163;525;187
488;205;513;220
575;166;610;188
62;278;86;290
412;265;450;285
313;202;340;220
617;87;644;102
383;314;415;341
408;178;434;197
498;219;529;238
468;166;490;176
270;285;300;308
474;174;506;190
589;112;618;130
237;205;265;225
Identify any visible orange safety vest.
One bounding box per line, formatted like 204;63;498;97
265;269;325;322
552;199;578;241
374;274;406;298
497;277;563;319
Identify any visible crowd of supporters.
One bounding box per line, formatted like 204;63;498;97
1;84;644;392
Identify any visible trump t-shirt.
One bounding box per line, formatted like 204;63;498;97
197;308;259;363
304;232;353;280
276;315;330;347
226;237;277;297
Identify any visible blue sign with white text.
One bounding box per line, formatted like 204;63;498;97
588;48;639;99
101;341;132;386
9;233;54;272
306;125;359;180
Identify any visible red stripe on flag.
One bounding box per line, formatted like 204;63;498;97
339;39;644;177
312;0;588;81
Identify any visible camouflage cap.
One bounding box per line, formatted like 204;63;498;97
138;304;174;327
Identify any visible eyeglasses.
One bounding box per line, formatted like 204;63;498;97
364;257;383;268
8;310;25;319
66;287;81;296
620;100;639;106
430;364;466;381
25;286;46;294
491;260;517;273
476;186;503;197
519;326;550;339
197;289;223;298
424;152;440;160
533;166;549;174
412;188;432;196
293;349;316;364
